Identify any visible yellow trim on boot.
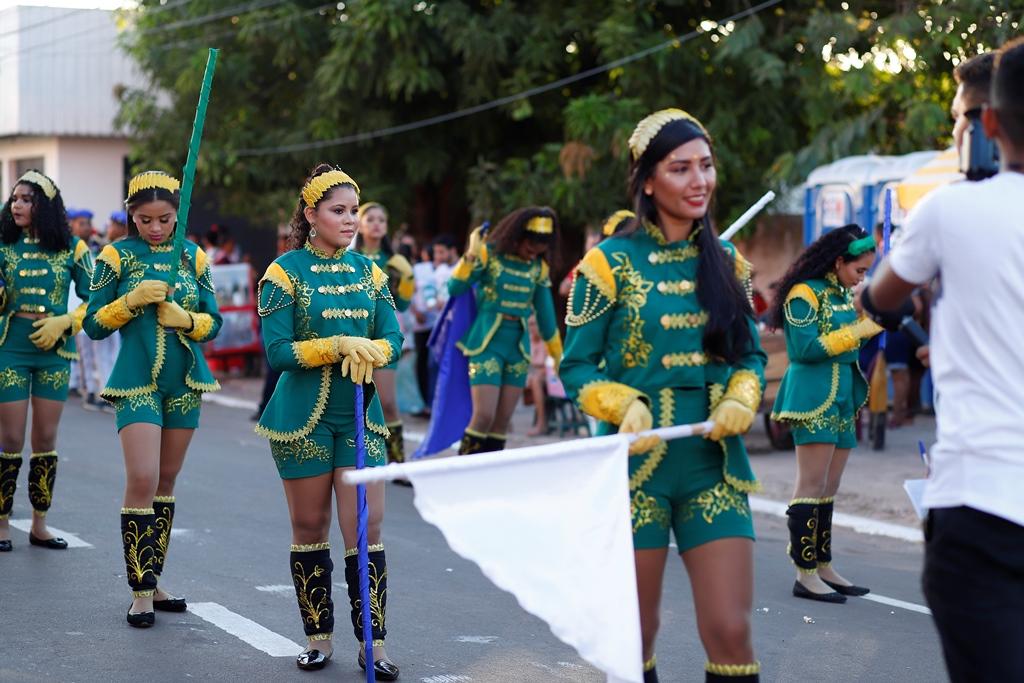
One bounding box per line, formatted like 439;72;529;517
30;450;57;458
121;507;155;515
819;495;835;504
643;655;657;672
360;639;387;647
153;495;176;504
345;543;384;557
133;589;156;598
0;451;21;459
291;542;330;552
789;497;819;506
706;661;761;676
309;632;333;641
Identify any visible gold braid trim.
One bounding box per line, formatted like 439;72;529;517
367;420;391;439
819;495;835;504
724;370;762;413
103;326;164;398
94;296;137;331
345;543;384;557
705;661;761;676
372;339;394;366
577;380;645;425
291;542;330;552
153;495;175;503
260;262;294;296
255;366;332;442
771;363;840;423
309;633;333;641
121;507;155;515
789;497;820;505
185;312;214;342
30;450;56;458
643;655;657;672
292;337;341;369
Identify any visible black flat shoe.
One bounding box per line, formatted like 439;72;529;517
0;539;11;552
296;649;331;671
823;579;870;596
792;580;847;603
359;649;400;681
153;596;188;612
126;609;155;628
29;533;68;550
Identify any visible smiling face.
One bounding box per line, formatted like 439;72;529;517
835;251;875;288
9;183;34;228
644;137;716;225
304;184;359;253
132;200;177;245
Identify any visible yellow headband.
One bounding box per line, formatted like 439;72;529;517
302;170;360;208
17;171;57;200
602;209;635;236
526;215;553;235
628;108;709;161
127;171;181;198
357;201;385;219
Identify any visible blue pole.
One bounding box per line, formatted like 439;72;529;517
880;189;892;352
353;383;376;683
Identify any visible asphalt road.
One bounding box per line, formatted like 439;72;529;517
0;401;946;683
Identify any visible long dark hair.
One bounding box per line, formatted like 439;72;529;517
352;201;394;257
288;163;359;251
624;118;752;364
485;206;561;272
0;171;71;252
768;224;872;330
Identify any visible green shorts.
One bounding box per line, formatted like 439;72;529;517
271;377;386;480
466;319;530;388
113;331;202;431
790;364;858;449
624;387;755;553
0;317;71;403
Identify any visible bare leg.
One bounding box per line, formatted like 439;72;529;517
0;399;29;542
526;372;546;436
890;368;911;427
791;442;835;594
151;428;194;600
375;369;399;425
120;422;162;614
284;472;335;655
467;384;500;434
816;447;855;586
682;538;756;666
489;384;524;436
635;548;669;664
27;396;65;539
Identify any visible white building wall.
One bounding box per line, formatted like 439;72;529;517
0;136;59;192
56;137;128;222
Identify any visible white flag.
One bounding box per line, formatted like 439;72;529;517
407;435;643;683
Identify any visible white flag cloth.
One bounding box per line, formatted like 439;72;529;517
406;434;643;683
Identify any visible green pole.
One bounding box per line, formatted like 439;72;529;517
169;48;219;289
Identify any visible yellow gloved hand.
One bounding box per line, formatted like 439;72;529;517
340;356;375;384
29;314;72;350
157;301;194;330
386;254;414;280
334;336;387;366
620;398;661;455
707;398;755;441
125;279;169;310
849;316;884;341
466;226;485;262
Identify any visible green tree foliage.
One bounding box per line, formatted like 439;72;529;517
118;0;1022;243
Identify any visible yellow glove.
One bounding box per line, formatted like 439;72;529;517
340;356;375;384
29;314;72;350
125;279;169;310
849;316;884;341
707;398;755;441
620;398;661;455
334;336;387;365
157;301;194;330
466;226;485;262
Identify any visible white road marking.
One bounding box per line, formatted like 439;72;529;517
254;585;294;594
9;519;92;547
188;602;301;657
454;635;498;644
861;593;932;615
202;393;259;411
421;676;473;683
749;496;923;543
405;430;426;442
170;528;192;538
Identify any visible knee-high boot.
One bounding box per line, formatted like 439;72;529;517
28;451;57;516
458;429;487;455
484;433;507;453
785;499;819;574
385;422;405;464
816;496;834;570
345;545;399;681
121;507;158;598
0;451;23;522
643;655;659;683
290;542;334;642
706;661;760;682
152;496;175;580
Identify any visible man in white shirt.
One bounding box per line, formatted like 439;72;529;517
865;38;1024;682
410;234;457;414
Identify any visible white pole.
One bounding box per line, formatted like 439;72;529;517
342;421;715;485
719;190;776;242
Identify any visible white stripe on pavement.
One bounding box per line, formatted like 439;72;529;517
202;393;259;411
861;593;932;615
253;584;294;594
9;519;92;547
188;602;301;657
748;496;923;543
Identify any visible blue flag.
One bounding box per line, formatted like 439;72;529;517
412;291;476;458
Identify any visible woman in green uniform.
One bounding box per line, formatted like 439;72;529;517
769;224;881;603
0;170;93;552
448;207;563;454
560;109;766;683
256;164;403;678
83;171;222;627
352;202;415;469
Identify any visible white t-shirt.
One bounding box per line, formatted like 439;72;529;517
411;261;438;333
889;172;1024;527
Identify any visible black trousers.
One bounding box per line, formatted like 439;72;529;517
414;330;434;408
922;506;1024;683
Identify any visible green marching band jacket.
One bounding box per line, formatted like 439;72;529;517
447;243;563;363
255;242;403;445
770;274;869;423
359;249;415;313
83;237;222;400
0;235;94;359
560;222;766;492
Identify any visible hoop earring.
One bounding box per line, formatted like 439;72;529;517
309;223;317;238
